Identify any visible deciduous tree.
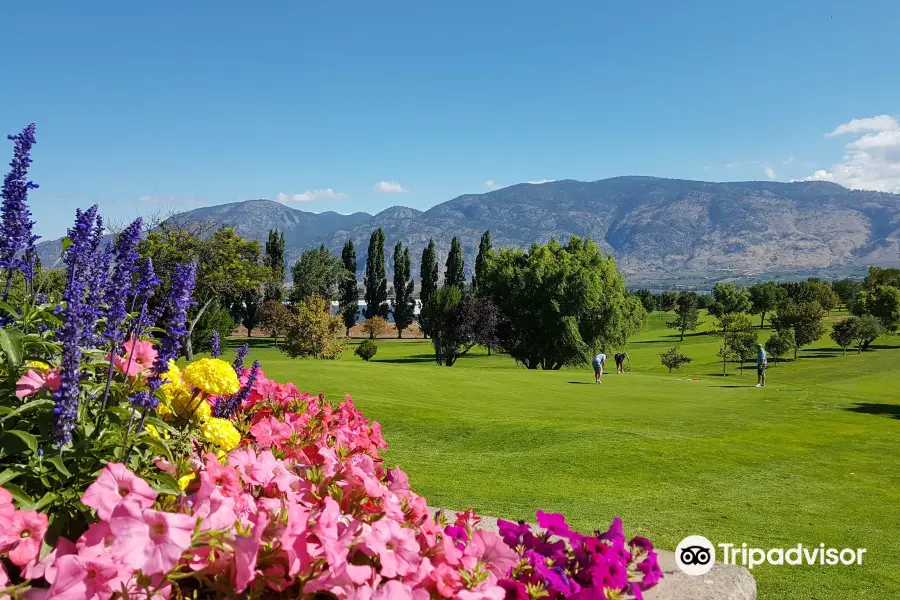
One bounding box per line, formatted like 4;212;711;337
261;299;293;346
764;329;794;365
851;285;900;335
362;316;389;339
659;346;692;372
770;300;826;360
280;296;345;359
632;289;656;313
714;312;755;376
290;245;348;304
478;236;645;370
708;283;752;318
429;286;500;366
748;282;782;328
831;278;862;310
666;291;701;341
657;291;677;312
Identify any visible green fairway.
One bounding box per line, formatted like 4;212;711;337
224;312;900;599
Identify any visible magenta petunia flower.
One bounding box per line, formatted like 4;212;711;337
109;502;196;575
82;463;157;520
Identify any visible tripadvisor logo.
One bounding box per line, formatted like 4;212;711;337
676;535;867;574
676;536;716;576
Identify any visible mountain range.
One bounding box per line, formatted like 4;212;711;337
35;177;900;286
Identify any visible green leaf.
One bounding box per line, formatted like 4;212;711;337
150;472;182;496
144;416;177;435
139;434;174;464
0;467;24;485
4;483;34;508
1;398;54;423
33;491;59;511
60;237;73;253
0;328;25;369
2;429;39;453
47;455;72;478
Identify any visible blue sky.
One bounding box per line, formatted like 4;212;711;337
3;1;900;239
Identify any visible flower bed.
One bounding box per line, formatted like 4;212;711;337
0;124;662;599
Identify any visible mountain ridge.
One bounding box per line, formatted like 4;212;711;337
34;177;900;285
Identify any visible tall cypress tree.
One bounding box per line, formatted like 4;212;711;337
339;239;359;336
444;236;465;291
392;242;415;338
364;228;388;319
419;239;439;338
264;229;285;300
472;229;492;292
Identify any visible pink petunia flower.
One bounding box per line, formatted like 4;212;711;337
46;554;120;600
466;530;519;577
0;486;14;522
109;502;196;575
5;510;49;567
360;517;421;578
198;453;241;499
82;463;157;520
108;337;159;378
429;562;464;598
249;417;292;449
233;511;269;592
15;368;61;399
23;537;75;581
76;522;115;558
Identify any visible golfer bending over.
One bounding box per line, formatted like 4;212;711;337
615;352;628;374
592;352;607;384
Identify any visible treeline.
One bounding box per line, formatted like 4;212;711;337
280;228;648;367
634;270;899;375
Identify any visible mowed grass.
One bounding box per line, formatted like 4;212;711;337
222;311;900;599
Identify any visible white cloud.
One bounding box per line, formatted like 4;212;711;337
485;179;502;190
526;179;555;184
783;156;795;165
825;115;899;138
276;189;348;203
803;115;900;192
726;161;742;168
762;164;776;179
374;181;409;193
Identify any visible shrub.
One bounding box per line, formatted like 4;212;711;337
361;315;389;339
280;295;346;359
355;339;378;361
832;315;882;355
659;345;692;372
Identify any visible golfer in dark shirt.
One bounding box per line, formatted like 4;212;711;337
615;352;628;374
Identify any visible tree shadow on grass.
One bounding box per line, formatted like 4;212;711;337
374;355;437;364
225;337;276;349
798;353;844;359
846;403;900;420
566;381;595;385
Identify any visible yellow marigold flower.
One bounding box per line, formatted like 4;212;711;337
192;399;212;422
182;358;240;397
161;360;181;383
178;472;196;490
157;401;174;421
201;417;241;452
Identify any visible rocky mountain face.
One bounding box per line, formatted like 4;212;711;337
34;177;900;284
